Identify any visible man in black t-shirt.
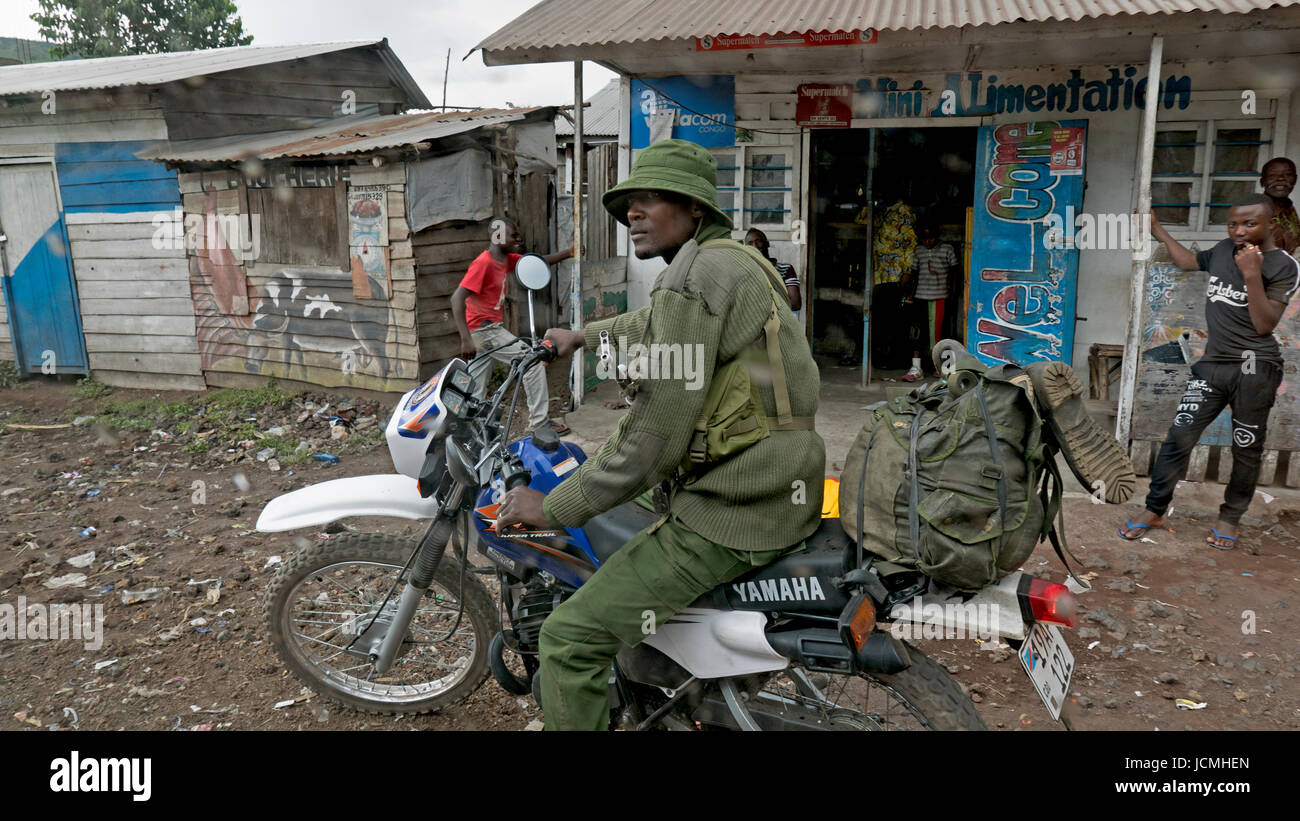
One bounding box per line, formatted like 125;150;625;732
744;228;801;311
1120;195;1300;548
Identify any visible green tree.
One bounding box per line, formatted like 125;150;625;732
32;0;253;59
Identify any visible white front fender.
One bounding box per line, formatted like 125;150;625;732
256;474;439;532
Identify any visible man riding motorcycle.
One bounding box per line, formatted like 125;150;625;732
495;138;826;730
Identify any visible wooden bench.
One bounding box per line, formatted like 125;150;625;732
1088;343;1124;401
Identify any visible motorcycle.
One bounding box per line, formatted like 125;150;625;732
258;255;1078;730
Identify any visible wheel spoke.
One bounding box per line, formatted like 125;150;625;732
272;552;488;708
755;667;924;731
292;630;351;653
317;573;373;602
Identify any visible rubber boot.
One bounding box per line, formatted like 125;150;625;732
1025;361;1136;504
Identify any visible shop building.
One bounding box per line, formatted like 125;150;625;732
475;1;1300;484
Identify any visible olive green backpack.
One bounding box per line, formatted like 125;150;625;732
838;351;1080;592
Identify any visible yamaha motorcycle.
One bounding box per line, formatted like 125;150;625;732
258;256;1078;730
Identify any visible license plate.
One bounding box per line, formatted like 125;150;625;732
1018;623;1074;721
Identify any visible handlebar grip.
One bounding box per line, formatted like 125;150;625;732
504;472;531;491
537;339;557;363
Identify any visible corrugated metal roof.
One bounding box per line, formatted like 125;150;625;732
0;40;430;107
139;107;550;163
555;78;619;137
476;0;1300;53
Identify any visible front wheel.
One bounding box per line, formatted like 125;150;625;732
263;532;495;714
753;641;987;730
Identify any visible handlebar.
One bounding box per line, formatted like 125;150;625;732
458;338;559;446
521;338;558;369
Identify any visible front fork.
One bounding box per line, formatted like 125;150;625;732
370;483;469;673
372;452;528;674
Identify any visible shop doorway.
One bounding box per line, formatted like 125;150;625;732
808;127;976;382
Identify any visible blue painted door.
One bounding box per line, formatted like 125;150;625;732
0;162;88;374
968;121;1086;367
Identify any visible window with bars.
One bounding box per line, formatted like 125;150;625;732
1151;120;1273;232
714;148;739;223
712;147;793;228
746;152;792;225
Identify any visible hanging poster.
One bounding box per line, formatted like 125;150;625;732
1049;126;1086;174
797;84;853;128
348;184;389;296
348;185;388;246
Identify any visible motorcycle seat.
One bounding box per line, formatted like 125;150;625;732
583;506;859;614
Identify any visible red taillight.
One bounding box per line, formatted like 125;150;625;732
1024;577;1076;627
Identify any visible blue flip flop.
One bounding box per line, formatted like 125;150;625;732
1206;528;1238;550
1118;520;1152;541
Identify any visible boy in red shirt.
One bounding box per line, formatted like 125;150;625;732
452;218;574;433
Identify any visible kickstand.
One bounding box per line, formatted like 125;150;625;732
1059;702;1077;731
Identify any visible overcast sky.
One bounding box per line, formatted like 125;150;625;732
1;0;616;109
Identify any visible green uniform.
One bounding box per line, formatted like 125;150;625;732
538;219;825;730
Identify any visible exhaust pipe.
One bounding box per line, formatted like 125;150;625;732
766;627;911;675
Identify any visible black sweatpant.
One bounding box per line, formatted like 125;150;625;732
1145;359;1283;525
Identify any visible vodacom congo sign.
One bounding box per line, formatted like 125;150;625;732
630;76;735;150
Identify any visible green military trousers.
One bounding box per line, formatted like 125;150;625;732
537;517;794;731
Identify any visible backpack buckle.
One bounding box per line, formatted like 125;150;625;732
652;481;672;515
688;430;708;464
980;464;1003;489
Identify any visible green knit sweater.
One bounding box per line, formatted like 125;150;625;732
542;222;826;551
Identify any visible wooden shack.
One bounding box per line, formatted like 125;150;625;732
142;107;559;393
0;40;430;389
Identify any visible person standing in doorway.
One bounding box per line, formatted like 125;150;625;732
451;217;574;435
1119;197;1299;549
902;225;958;381
1260;157;1299;255
744;228;801;313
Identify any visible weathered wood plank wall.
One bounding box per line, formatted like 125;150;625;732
159;49;407;141
55;139;192;388
66;211;204;390
0;99;172;377
54;141;180;213
0;281;10;362
0;89;167;144
179;164;419;393
414;219;488;378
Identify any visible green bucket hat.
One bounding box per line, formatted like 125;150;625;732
602;138;733;230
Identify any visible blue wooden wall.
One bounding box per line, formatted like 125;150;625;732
54;140;180;213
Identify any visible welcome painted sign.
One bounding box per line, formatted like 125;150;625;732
968;121;1087;367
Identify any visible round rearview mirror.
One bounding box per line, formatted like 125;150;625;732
515;254;551;290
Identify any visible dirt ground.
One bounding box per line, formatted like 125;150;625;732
1;376;1297;732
